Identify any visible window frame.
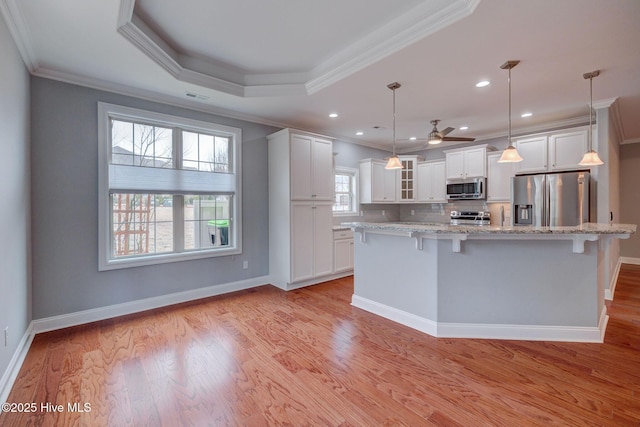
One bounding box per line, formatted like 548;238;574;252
98;102;242;271
333;166;359;216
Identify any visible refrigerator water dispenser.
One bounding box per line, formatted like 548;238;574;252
515;204;533;225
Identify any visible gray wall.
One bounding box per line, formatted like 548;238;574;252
0;18;31;384
31;77;278;319
620;143;640;258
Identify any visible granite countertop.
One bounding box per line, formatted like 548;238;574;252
332;225;352;231
342;221;637;235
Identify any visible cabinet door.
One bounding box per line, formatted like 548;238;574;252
515;136;548;173
446;151;465;179
372;162;396;202
431;161;447;202
334;239;353;272
290;135;313;200
464;148;487;178
417;163;431;202
313;203;334;277
399;157;416;201
487;152;517;202
311;138;334;200
291;202;314;282
549;129;588;171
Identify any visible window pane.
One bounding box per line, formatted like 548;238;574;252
111;120;134;165
214;137;230;172
184;195;232;250
111;193;173;257
199;134;215;171
183;131;199;162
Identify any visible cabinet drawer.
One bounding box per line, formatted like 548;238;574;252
333;229;353;240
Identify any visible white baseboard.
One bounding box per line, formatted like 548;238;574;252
606;257;640;300
31;275;271;334
274;271;353;291
352;295;606;343
0;324;35;404
620;256;640;265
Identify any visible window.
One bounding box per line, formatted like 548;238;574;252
98;103;241;270
333;167;358;215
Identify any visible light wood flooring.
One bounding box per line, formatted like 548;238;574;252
2;264;640;426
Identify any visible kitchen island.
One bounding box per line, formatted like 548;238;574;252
343;222;635;342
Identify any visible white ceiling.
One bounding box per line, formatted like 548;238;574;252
3;0;640;151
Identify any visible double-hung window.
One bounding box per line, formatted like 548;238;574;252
333;167;358;215
98;103;242;270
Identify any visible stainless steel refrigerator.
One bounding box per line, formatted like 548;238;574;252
512;171;589;226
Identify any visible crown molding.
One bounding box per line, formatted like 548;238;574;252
30;66;292;130
117;0;479;98
306;0;480;95
0;0;38;71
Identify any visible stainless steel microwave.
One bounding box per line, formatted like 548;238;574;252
446;177;486;200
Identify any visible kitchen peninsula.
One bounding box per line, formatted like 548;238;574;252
344;222;635;342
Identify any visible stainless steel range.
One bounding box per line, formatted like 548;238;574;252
450;210;491;226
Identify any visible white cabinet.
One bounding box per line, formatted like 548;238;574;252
360;156;423;203
417;161;446;203
291;202;333;282
549;129;589;171
360;159;396;203
290;133;333;200
514;127;588;174
444;145;491;180
268;128;335;289
333;229;354;273
513;136;548;173
398;156;421;202
487;152;518;202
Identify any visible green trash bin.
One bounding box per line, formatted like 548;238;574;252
207;219;229;246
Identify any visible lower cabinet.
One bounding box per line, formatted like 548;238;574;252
333;229;354;273
291;202;333;283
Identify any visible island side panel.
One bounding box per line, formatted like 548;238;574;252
352;233;438;322
436;238;600;327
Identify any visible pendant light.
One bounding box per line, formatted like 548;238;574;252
578;70;604;166
498;60;524;163
385;82;403;170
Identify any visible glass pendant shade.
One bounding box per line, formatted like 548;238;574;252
385;155;403;170
578;150;603;166
498;145;523;163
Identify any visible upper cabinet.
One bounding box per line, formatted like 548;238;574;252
514;127;589;174
290;133;334;200
360;155;423;204
360;159;396;203
487;152;518;202
444;145;493;180
417;160;446;203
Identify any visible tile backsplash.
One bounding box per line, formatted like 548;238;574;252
335;201;512;226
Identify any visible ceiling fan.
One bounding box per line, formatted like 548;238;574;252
427;119;475;145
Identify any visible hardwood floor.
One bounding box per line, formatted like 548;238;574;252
2;264;640;426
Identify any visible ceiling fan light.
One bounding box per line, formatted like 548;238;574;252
498;145;523;163
428;131;442;145
385;155;403;170
578;150;604;166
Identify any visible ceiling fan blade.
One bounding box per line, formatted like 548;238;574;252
441;137;476;142
439;127;455;137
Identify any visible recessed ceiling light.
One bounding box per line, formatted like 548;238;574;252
521;112;533;118
409;136;417;141
356;131;364;136
459;126;469;130
329;113;338;118
475;80;490;88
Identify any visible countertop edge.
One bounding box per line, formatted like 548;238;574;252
341;222;637;235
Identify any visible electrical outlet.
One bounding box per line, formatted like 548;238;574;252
243;261;248;270
4;327;8;347
411;210;415;216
